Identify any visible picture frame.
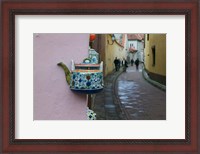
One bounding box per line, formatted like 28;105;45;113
1;0;199;153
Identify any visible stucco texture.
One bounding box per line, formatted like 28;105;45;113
105;35;127;75
33;33;89;120
144;34;166;76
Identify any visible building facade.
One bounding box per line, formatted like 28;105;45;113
127;34;144;63
93;34;128;76
144;34;166;85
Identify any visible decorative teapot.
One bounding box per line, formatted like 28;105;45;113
57;60;104;94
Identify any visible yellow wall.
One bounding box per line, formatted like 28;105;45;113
104;34;127;76
144;34;166;76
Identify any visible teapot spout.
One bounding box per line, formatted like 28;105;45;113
57;62;71;85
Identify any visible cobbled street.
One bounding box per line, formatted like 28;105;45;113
93;64;166;120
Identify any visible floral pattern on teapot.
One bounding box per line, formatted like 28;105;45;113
70;71;103;91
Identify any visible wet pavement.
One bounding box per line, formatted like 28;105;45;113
93;64;166;120
92;67;126;120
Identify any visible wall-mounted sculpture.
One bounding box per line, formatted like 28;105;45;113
57;34;102;120
57;60;103;94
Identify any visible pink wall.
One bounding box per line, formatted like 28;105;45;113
33;33;89;120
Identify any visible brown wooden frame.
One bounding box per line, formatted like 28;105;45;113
1;0;199;153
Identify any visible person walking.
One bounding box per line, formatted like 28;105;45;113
123;59;128;72
121;58;124;67
131;59;134;66
118;59;121;69
135;58;139;70
114;57;119;71
122;58;126;67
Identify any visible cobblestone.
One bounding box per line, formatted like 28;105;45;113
93;64;166;120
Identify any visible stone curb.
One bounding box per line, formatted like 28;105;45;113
113;68;129;120
92;67;126;120
142;68;166;91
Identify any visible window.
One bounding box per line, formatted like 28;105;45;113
147;34;149;41
152;45;156;66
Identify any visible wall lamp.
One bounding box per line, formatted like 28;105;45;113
107;34;115;45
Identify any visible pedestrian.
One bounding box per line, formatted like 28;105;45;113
135;58;139;70
131;59;134;66
114;57;119;71
118;59;121;69
125;59;128;68
123;59;128;72
121;59;124;67
121;59;124;66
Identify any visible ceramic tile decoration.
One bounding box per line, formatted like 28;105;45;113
70;70;103;94
89;48;99;64
58;47;103;94
58;61;104;94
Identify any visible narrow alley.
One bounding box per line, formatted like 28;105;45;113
33;33;166;120
93;64;166;120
